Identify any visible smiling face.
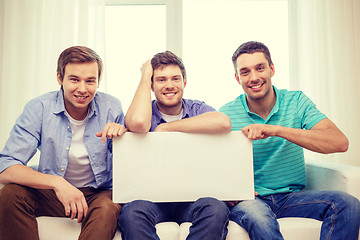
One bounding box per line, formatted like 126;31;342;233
57;61;99;120
151;64;186;115
235;52;275;103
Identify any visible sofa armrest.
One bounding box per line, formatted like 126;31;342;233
305;159;360;200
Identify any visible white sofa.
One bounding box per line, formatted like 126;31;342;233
1;158;359;240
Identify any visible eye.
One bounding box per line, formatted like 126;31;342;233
240;71;248;76
258;66;265;71
87;79;96;84
70;78;78;82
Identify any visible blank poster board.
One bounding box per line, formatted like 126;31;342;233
113;131;254;203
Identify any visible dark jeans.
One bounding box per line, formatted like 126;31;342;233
118;197;230;240
0;183;121;240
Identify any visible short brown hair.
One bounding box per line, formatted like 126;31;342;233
151;51;186;81
57;46;103;82
232;41;273;74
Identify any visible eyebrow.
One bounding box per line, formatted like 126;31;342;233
239;62;267;72
67;75;97;80
155;74;182;80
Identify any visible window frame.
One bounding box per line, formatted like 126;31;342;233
105;0;183;57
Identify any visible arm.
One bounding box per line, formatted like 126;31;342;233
125;60;153;133
242;118;348;154
0;165;88;222
154;111;232;133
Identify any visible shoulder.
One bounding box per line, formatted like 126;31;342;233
24;91;59;110
219;95;243;113
93;92;123;110
182;98;216;113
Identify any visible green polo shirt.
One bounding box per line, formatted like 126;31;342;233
220;86;326;196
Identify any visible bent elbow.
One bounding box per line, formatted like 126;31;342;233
338;137;349;153
125;118;151;133
218;113;232;132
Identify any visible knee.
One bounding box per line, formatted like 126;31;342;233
334;191;360;218
119;200;156;225
0;184;27;207
230;200;275;225
193;197;229;222
90;198;121;221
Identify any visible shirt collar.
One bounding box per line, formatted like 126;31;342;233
53;89;97;118
152;99;188;125
240;85;281;121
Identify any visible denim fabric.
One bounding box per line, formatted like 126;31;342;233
0;90;124;188
118;197;230;240
230;190;360;240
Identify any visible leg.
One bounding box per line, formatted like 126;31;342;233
79;189;121;240
118;200;171;240
181;197;229;240
275;190;360;240
230;197;284;240
0;183;66;240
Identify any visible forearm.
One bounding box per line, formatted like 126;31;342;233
275;123;348;154
125;79;152;133
0;164;63;190
155;112;232;133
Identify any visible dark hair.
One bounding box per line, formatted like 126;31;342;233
151;50;186;81
232;41;272;73
57;46;103;82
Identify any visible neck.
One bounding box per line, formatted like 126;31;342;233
67;108;89;121
156;101;183;116
247;88;276;120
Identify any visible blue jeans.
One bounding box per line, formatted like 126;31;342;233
118;197;229;240
230;190;360;240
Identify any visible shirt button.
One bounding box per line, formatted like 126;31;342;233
66;147;69;150
61;168;64;171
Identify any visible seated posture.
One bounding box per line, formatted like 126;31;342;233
0;46;126;240
220;41;360;240
115;51;231;240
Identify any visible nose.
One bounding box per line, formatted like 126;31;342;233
249;70;259;82
77;81;86;93
165;79;175;89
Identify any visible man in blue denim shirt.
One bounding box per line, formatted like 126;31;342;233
109;51;231;240
0;46;126;240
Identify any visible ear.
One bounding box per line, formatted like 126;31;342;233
151;83;154;92
183;79;187;88
57;73;63;86
270;63;275;77
235;73;241;85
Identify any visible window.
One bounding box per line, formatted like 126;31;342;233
104;4;166;111
105;0;288;111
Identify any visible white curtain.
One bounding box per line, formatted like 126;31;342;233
289;0;360;166
0;0;105;149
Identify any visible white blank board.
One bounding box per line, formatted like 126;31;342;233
113;131;254;203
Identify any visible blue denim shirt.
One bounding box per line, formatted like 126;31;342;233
0;90;124;189
150;99;215;131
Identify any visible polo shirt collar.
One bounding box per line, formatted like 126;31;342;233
240;86;281;122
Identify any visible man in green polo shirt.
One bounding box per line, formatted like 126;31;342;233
220;41;360;240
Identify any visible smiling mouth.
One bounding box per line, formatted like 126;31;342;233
249;82;265;89
75;95;88;100
163;92;176;96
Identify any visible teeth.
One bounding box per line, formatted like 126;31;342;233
164;93;175;96
76;96;86;99
252;85;261;89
